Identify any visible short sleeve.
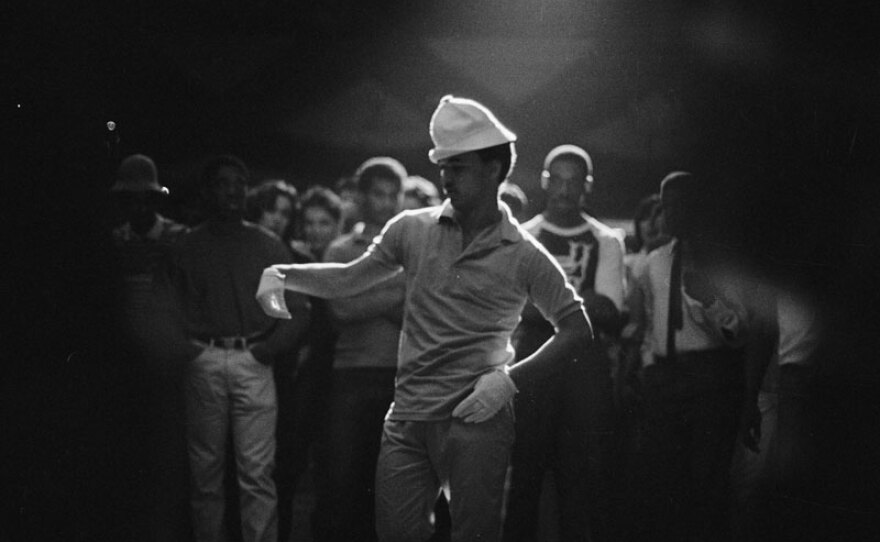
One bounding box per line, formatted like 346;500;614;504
524;242;584;327
365;211;408;270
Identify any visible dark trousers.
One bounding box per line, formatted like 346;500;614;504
633;349;744;542
730;363;818;542
311;367;396;542
274;355;333;542
504;342;617;542
121;282;193;542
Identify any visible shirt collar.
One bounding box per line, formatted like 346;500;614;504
435;198;521;245
434;199;455;223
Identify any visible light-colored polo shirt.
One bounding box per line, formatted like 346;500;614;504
368;200;583;421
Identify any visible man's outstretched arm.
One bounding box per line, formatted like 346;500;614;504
257;251;401;318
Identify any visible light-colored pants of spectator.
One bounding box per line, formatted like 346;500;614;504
186;345;278;542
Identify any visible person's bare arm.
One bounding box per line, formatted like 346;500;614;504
508;309;593;386
258;252;402;319
278;251;401;299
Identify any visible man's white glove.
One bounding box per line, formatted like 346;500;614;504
256;266;291;319
452;369;517;423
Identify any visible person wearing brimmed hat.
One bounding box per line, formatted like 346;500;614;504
256;95;592;542
109;152;189;325
112;153;169;193
504;145;626;542
110;153;182;245
108;153;190;541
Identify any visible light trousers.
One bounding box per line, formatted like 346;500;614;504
375;407;515;542
185;345;278;542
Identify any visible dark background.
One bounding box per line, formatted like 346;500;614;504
4;1;879;540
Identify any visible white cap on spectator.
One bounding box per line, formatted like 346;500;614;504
428;95;517;163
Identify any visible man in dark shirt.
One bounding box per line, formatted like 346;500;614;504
170;155;310;542
109;153;190;541
109;153;189;354
628;171;751;542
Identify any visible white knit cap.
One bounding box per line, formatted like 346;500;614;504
428;95;517;164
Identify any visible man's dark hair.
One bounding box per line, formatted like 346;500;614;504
475;142;517;184
660;171;702;215
334;175;358;195
354;157;407;194
660;170;705;240
200;154;250;189
245;180;299;223
301;185;344;223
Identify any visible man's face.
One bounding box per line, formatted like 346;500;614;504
660;184;686;239
362;177;402;227
258;194;294;237
640;202;667;250
543;158;587;217
438;151;497;213
112;190;161;234
206;165;247;220
303;205;341;257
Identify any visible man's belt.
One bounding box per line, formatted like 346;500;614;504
196;335;264;350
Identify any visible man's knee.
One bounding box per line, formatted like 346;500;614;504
375;479;436;542
376;514;433;542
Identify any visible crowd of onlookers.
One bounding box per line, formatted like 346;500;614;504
108;141;822;542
